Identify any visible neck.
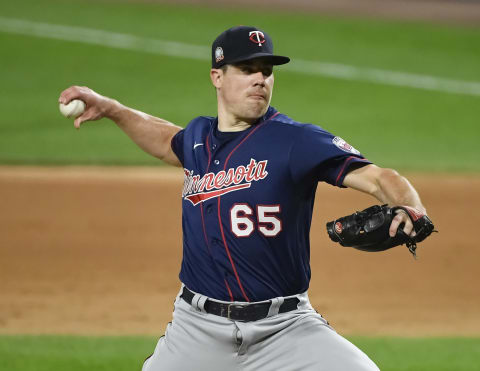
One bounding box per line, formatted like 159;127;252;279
217;103;264;132
217;109;255;132
218;115;253;132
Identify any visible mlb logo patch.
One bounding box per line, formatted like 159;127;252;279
332;136;360;155
215;47;224;62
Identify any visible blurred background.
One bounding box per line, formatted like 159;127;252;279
0;0;479;370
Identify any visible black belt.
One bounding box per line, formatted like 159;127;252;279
180;286;300;322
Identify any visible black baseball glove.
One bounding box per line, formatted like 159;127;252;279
326;204;436;258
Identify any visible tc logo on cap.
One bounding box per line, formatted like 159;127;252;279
249;31;265;46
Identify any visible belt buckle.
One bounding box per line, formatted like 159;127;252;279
227;304;247;320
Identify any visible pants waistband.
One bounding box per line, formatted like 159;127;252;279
180;286;300;322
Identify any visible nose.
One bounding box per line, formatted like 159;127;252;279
253;71;266;86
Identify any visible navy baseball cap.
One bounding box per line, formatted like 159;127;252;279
211;26;290;68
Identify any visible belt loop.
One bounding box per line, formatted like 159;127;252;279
197;296;208;313
192;293;208;313
267;297;284;317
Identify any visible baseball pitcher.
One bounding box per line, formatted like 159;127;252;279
59;26;435;371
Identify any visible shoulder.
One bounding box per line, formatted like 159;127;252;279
174;115;215;151
269;111;331;137
182;115;215;137
185;115;215;129
269;111;363;155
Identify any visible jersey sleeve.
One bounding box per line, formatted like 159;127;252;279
170;129;185;166
289;124;372;187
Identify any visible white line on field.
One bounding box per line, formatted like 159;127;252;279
0;16;209;60
1;16;479;97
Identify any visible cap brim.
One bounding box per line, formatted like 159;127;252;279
228;53;290;66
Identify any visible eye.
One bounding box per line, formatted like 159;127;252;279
262;67;273;76
238;64;272;76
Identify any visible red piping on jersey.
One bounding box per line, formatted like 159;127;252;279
217;199;250;301
198;135;234;301
205;135;212;173
224;112;280;167
200;137;212;254
335;156;355;186
335;156;369;186
217;111;281;302
224;279;234;301
200;201;234;302
200;203;210;251
200;136;213;250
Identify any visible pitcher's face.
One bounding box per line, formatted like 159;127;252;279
212;58;274;122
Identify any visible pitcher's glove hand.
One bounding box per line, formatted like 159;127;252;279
326;205;436;258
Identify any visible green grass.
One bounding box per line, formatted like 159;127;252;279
0;335;478;371
0;0;479;170
350;337;480;371
0;335;153;371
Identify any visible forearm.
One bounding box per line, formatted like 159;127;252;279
372;169;426;213
106;100;182;165
344;164;428;237
59;86;182;167
344;165;426;212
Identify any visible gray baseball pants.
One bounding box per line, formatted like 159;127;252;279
142;285;379;371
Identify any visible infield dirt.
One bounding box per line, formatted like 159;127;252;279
0;167;478;336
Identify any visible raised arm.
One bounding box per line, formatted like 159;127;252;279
59;86;182;167
342;164;426;237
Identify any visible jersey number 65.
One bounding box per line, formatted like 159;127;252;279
230;204;282;238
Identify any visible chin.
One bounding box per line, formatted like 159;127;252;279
245;102;269;119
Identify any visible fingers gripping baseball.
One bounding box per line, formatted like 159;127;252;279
58;86;110;129
74;108;99;129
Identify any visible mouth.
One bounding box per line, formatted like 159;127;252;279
248;93;267;100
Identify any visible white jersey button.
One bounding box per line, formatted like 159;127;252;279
214;160;220;165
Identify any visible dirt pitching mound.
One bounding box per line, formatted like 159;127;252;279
0;166;478;336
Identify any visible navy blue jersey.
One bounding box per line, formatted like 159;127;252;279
171;107;371;302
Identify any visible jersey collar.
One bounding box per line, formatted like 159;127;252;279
209;106;279;147
212;106;278;132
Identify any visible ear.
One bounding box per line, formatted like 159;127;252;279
210;68;223;89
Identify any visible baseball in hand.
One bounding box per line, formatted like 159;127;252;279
59;99;86;118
